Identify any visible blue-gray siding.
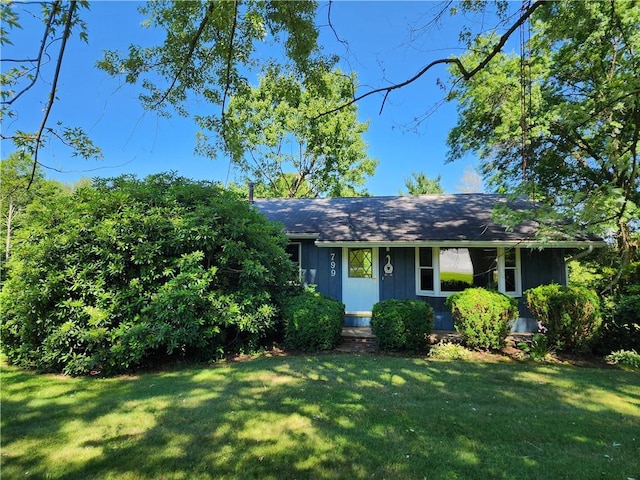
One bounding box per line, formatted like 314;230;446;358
379;247;416;301
299;240;342;302
297;243;569;332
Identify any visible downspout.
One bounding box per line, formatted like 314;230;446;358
564;244;594;286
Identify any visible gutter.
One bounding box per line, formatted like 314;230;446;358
316;240;606;249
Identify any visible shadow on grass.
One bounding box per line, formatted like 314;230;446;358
2;355;639;479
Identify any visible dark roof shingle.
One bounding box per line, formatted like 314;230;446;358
254;194;600;245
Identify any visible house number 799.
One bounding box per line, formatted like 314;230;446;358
330;252;336;277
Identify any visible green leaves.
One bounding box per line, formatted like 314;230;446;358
447;0;639;265
525;284;602;352
0;173;299;374
218;66;377;197
2;2;100;163
282;290;344;351
371;299;434;353
446;288;518;351
99;1;322;117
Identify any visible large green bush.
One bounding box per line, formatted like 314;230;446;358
371;299;433;353
446;288;518;350
0;173;299;374
282;290;344;351
525;284;601;352
594;294;640;355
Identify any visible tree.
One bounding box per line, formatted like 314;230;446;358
2;1;322;182
446;1;639;270
0;152;62;261
213;66;377;198
98;0;328;162
400;172;443;195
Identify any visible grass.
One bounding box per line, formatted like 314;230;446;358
440;272;473;283
2;354;639;480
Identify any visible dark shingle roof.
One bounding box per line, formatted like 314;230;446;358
254;194;601;245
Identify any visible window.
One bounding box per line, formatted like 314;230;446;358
416;247;520;296
440;247;497;292
498;247;521;294
285;243;301;266
285;243;302;282
503;248;517;293
348;248;373;278
418;247;434;292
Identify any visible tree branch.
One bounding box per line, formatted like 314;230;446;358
3;0;59;106
28;0;75;189
152;1;217;110
327;1;349;50
220;0;239;118
315;0;545;118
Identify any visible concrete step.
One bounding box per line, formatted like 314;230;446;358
337;327;377;353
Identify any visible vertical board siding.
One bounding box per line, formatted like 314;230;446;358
299;240;342;302
377;247;454;330
515;248;568;332
521;248;567;290
379;247;416;300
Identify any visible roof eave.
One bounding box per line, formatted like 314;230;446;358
315;240;607;248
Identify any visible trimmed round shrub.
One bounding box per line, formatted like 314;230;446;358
595;294;640;355
446;288;518;351
282;290;344;352
525;284;601;352
371;299;434;353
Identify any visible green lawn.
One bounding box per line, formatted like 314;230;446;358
2;354;639;480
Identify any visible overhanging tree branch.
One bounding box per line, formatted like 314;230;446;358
220;0;238;118
2;1;59;107
152;1;217;110
316;0;545;118
28;0;76;189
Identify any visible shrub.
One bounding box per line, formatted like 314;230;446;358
525;284;601;352
446;288;518;351
282;290;344;352
371;299;433;353
594;295;640;355
428;342;473;360
606;349;640;370
0;173;299;375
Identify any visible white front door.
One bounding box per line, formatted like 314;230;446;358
342;247;379;313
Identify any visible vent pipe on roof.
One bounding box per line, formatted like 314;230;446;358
248;182;255;203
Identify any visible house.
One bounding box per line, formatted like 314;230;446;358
254;194;604;332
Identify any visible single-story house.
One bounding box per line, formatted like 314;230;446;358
254;194;604;332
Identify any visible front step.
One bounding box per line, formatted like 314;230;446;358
337;327;377;353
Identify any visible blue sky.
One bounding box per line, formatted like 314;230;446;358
2;1;516;195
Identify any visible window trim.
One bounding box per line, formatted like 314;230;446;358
497;247;521;295
415;247;437;295
415;246;522;297
286;242;302;280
